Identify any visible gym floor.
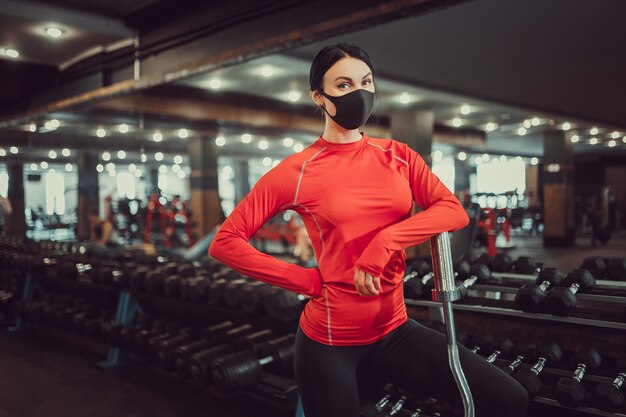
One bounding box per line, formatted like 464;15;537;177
1;233;624;417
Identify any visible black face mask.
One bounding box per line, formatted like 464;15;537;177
320;88;375;130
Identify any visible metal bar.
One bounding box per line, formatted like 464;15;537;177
430;232;474;417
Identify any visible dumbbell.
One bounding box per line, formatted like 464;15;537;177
514;256;541;275
514;342;563;396
180;276;212;302
593;372;626;412
514;267;564;313
492;253;514;272
545;269;596;316
403;269;435;300
360;383;396;417
383;395;408;417
223;278;252;309
263;288;305;322
555;347;602;407
456;264;492;298
580;257;607;280
211;334;296;392
134;320;182;353
239;281;272;315
606;258;626;281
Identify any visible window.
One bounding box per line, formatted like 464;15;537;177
476;159;526;194
117;172;136;199
45;171;65;215
432;156;455;193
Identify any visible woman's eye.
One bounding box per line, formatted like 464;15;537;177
362;79;372;86
338;82;350;89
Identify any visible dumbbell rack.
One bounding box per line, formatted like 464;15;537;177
11;269;308;416
406;296;626;417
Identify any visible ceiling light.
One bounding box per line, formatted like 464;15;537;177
452;118;462;127
562;122;571;130
172;164;181;173
108;170;116;177
48;150;57;159
517;127;527;136
134;169;142;178
485;122;498;132
177;128;189;139
61;148;70;157
399;92;411;104
530;157;539;166
482;153;489;162
431;150;443;162
105;162;115;171
9;146;18;154
65;163;73;172
287;90;302;102
45;27;65;38
174;155;183;164
117;150;126;159
215;135;226;146
155;152;164;161
128;164;136;172
590;127;599;135
1;48;19;59
96;164;104;173
208;78;222;89
96;128;106;138
262;157;272;167
515;156;523;162
293;143;304;152
608;140;616;147
523;120;532;129
153;131;163;142
141;154;147;163
623;136;626;143
611;131;620;139
283;137;294;147
30;163;37;170
499;155;507;162
590;137;598;145
241;133;252;143
474;156;483;165
258;140;269;150
45;119;60;130
0;149;5;157
29;123;37;132
272;160;280;168
159;165;168;174
457;152;467;161
40;161;48;169
260;65;274;77
102;151;111;161
460;104;471;115
531;117;541;126
492;157;499;163
118;124;128;133
571;135;579;143
177;170;186;179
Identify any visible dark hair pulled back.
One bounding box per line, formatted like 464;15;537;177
309;43;376;93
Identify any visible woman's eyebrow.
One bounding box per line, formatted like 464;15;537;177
333;72;373;82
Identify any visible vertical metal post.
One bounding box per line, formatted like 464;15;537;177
430;232;474;417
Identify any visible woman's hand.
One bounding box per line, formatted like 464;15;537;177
354;268;382;296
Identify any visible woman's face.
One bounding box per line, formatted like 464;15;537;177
312;56;375;117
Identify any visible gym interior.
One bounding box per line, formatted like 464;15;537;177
0;1;625;416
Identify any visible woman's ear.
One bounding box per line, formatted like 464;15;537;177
311;90;324;107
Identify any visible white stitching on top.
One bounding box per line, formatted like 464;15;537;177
294;148;326;204
367;142;409;166
324;286;332;345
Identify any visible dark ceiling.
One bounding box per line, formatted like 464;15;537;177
289;0;626;131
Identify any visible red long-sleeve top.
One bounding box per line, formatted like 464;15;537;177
208;133;469;346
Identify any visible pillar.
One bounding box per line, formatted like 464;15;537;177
146;167;160;196
77;153;99;240
189;135;224;238
542;130;576;247
5;164;26;235
233;159;251;205
391;109;435;259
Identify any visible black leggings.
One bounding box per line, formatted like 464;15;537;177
294;319;529;417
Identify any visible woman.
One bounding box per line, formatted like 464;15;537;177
209;43;528;417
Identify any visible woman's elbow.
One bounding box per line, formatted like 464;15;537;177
208;239;221;260
456;207;470;230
